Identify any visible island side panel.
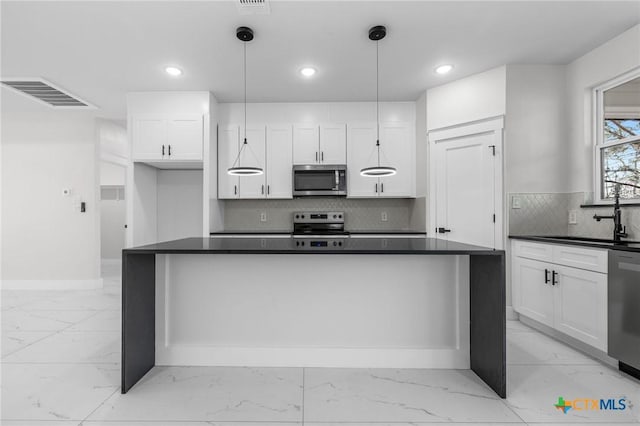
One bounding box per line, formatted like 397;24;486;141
469;253;506;398
122;252;156;393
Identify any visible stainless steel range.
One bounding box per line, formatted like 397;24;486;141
292;211;347;248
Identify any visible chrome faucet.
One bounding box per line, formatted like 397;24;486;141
593;180;637;242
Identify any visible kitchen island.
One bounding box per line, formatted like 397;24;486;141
122;237;506;397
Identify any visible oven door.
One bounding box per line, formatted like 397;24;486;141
293;165;346;196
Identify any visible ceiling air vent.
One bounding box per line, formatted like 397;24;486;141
1;78;96;109
236;0;270;15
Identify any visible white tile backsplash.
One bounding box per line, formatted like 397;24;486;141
509;192;640;240
223;198;413;232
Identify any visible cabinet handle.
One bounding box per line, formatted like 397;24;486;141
315;151;318;162
261;185;264;195
381;183;384;193
168;145;171;156
234;185;237;195
321;151;324;162
162;145;165;156
552;270;558;286
267;185;270;195
375;183;378;193
544;268;550;284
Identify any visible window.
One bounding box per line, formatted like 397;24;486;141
595;73;640;202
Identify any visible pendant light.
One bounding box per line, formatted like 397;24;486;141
360;25;397;178
228;26;264;176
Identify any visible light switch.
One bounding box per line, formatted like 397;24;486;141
381;211;388;222
260;212;267;222
568;210;577;224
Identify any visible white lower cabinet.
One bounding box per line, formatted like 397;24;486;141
511;240;607;352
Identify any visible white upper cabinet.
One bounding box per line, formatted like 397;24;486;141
166;116;204;160
132;117;166;160
378;122;414;198
293;123;346;165
132;114;203;162
293;124;320;164
218;124;292;200
347;122;415;198
347;122;378;197
218;125;241;199
238;126;267;199
266;125;293;199
319;123;347;164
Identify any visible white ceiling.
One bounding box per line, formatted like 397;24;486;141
2;1;640;119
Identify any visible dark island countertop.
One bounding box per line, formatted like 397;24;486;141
509;235;640;253
125;236;500;255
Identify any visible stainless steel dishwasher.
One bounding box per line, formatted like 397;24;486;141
608;249;640;379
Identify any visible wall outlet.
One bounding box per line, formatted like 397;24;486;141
260;211;267;222
511;196;521;209
381;211;388;222
568;209;578;225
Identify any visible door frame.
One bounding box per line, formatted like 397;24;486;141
428;117;504;249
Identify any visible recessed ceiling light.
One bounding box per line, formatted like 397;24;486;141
435;64;454;75
165;66;183;77
300;67;316;77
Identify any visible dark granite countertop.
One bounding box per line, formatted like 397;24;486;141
125;237;500;255
509;235;640;253
210;231;427;236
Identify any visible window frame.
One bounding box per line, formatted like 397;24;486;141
593;68;640;204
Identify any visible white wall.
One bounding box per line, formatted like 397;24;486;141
410;92;428;232
566;24;640;193
505;64;567;193
100;161;126;185
216;101;415;124
1;111;101;287
426;66;506;131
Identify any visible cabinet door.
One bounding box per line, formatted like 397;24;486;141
378;122;414;198
218;125;240;199
266;125;293;199
293;124;320;165
238;126;267;199
132;116;166;160
167;115;203;160
554;265;607;351
320;123;346;164
512;257;554;327
347;123;379;197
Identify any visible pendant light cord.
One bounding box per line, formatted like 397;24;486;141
376;39;381;167
244;41;247;144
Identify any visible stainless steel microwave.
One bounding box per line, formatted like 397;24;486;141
292;165;347;197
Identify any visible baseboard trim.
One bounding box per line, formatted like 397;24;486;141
1;278;103;290
156;346;470;369
506;305;518;321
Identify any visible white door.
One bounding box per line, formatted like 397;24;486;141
293;124;319;164
554;265;607;351
167;115;203;160
379;122;413;198
239;126;266;199
132;116;166;160
266;125;293;199
430;118;503;248
512;257;554;327
347;123;379;197
218;125;240;199
320;123;346;164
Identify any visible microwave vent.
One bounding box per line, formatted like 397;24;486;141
236;0;270;15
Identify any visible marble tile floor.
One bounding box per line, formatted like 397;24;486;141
1;263;639;425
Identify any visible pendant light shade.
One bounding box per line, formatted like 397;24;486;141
360;25;397;178
228;26;264;176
